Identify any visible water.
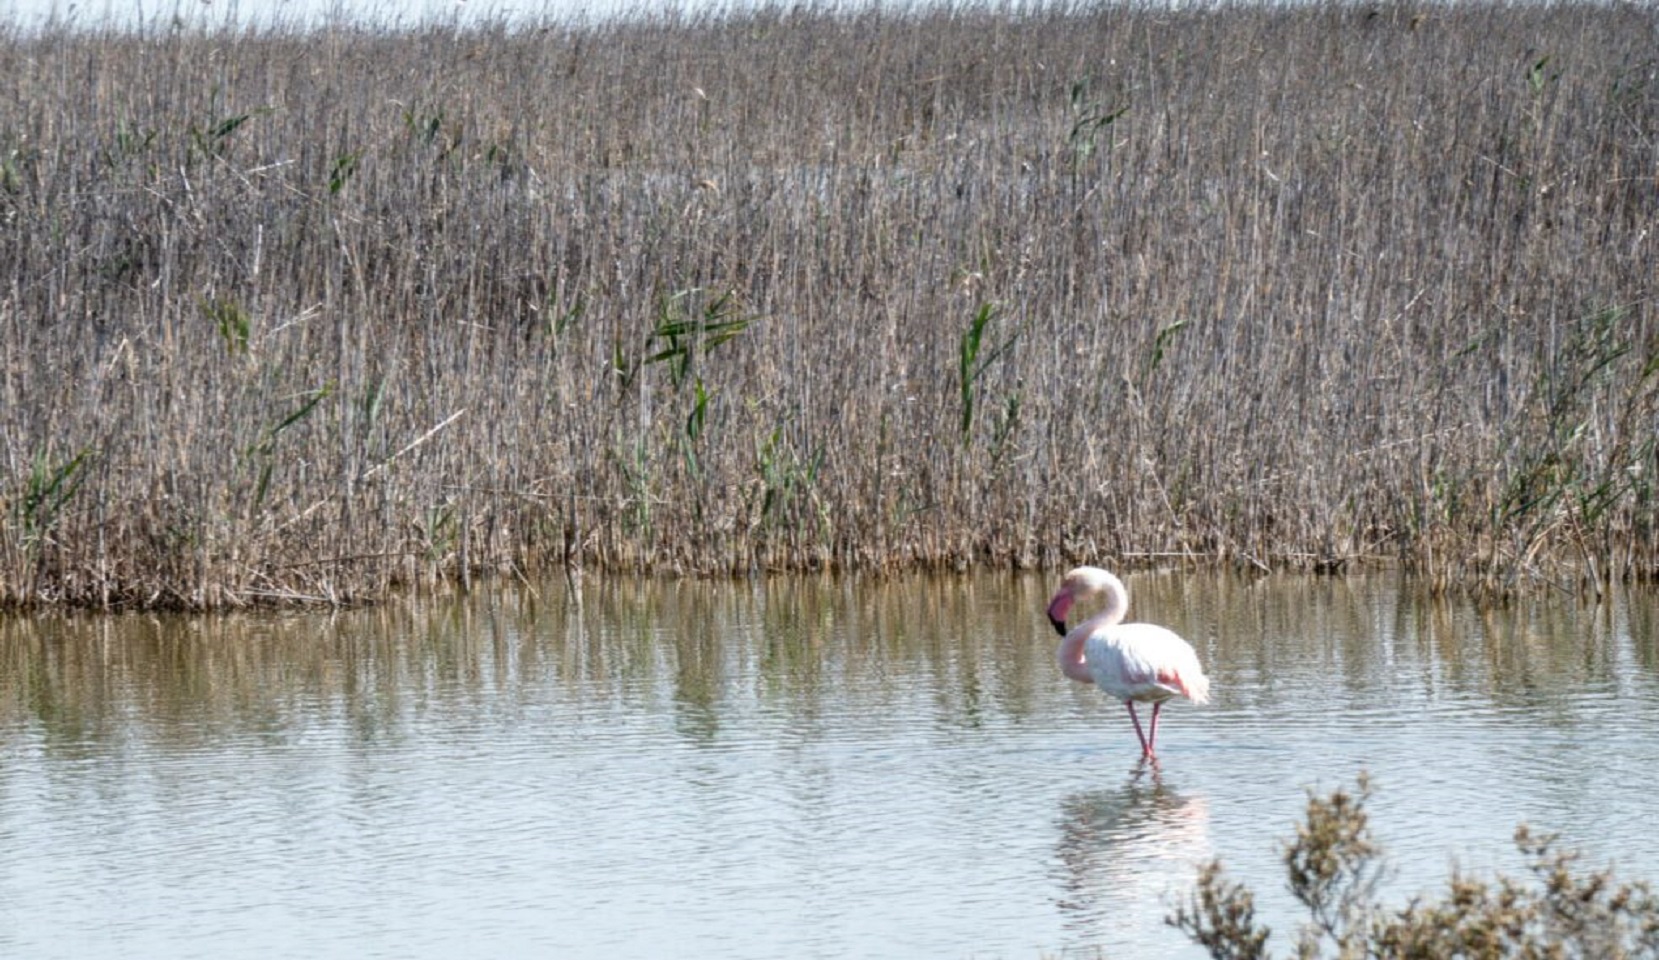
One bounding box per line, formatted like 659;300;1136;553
3;571;1658;958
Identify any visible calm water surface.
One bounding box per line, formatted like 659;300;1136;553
3;572;1658;958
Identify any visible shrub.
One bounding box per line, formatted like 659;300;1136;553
1170;774;1659;959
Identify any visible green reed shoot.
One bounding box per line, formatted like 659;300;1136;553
648;288;750;387
0;149;20;195
404;106;444;145
959;302;1018;444
1067;78;1129;165
752;424;825;537
18;446;92;545
108;120;157;165
1146;318;1190;380
247;385;330;510
188;111;253;162
202;297;251;355
681;377;710;478
328;152;360;194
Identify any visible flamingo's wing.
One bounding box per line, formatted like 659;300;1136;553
1084;624;1209;704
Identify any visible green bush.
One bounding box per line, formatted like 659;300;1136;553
1170;774;1659;959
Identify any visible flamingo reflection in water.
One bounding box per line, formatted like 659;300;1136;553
1053;766;1213;945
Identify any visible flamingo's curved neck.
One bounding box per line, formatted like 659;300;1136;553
1056;578;1128;684
1057;631;1095;684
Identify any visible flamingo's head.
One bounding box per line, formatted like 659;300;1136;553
1046;591;1073;636
1047;566;1125;635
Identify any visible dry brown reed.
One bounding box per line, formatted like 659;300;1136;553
0;1;1655;609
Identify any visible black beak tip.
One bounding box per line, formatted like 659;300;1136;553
1048;614;1068;636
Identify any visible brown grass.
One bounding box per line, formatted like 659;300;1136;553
0;1;1655;609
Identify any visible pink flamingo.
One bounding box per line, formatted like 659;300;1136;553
1046;567;1211;759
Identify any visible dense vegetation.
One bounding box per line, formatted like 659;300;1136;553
1;1;1655;609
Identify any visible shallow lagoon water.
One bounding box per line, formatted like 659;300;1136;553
3;571;1657;958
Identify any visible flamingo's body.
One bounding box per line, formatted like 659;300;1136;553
1046;566;1210;759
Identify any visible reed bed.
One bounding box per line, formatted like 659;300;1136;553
0;1;1655;609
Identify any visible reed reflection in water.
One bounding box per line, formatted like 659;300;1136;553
3;572;1658;959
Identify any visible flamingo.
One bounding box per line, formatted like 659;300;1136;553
1046;567;1210;759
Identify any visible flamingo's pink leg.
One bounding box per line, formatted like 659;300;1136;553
1125;702;1153;757
1147;701;1163;754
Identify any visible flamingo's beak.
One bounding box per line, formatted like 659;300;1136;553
1046;593;1072;636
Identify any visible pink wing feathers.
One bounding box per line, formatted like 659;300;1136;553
1084;623;1211;704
